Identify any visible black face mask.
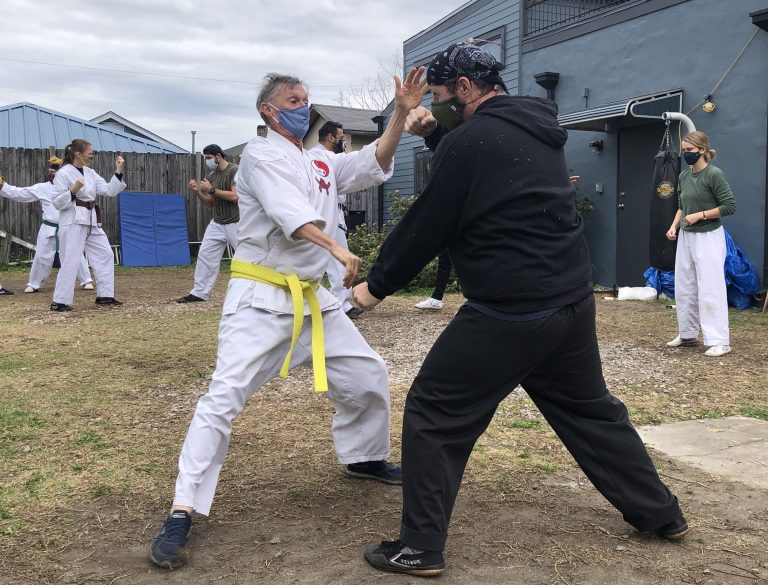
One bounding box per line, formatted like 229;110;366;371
683;151;702;166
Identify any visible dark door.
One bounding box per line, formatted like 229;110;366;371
616;123;666;286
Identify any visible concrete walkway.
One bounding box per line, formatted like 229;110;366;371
638;416;768;489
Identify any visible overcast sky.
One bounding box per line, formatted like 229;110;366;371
3;0;470;151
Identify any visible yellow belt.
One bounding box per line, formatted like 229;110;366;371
230;259;327;392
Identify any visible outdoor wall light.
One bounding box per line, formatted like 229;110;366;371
703;95;716;113
534;71;560;101
588;139;603;153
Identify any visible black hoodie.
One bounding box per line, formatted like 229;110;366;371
366;95;592;313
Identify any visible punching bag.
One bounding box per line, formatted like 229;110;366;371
648;125;680;271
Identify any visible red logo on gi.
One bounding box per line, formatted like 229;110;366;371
311;160;330;177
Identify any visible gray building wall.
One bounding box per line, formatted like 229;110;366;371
521;0;768;286
382;0;521;222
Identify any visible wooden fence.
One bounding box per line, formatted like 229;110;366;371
0;147;381;261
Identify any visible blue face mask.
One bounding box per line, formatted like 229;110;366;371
268;103;310;140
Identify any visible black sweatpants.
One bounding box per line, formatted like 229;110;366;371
399;294;681;551
430;250;453;301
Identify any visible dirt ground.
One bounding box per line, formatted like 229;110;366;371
0;267;767;585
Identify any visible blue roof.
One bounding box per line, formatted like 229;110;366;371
0;102;187;154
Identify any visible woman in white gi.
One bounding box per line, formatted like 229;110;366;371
666;131;736;356
149;68;427;570
51;140;126;311
0;157;94;293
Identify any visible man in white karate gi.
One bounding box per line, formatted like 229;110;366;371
150;67;427;570
177;144;239;303
0;157;94;293
310;120;363;318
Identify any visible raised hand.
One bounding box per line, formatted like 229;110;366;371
115;155;125;173
394;66;427;114
72;179;85;194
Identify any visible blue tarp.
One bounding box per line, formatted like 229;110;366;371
643;228;759;310
118;192;190;267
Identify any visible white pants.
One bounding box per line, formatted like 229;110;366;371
326;224;352;312
173;291;391;515
28;226;92;290
53;224;115;305
675;227;729;345
190;221;239;300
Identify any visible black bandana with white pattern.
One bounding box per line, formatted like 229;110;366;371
426;42;507;93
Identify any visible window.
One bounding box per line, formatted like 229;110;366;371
414;148;433;195
473;26;506;65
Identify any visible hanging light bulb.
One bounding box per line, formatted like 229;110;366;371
703;94;716;113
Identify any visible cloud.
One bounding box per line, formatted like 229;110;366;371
3;0;468;150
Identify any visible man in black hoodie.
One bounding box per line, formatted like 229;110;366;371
354;43;687;577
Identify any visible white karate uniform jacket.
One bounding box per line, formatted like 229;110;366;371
51;164;126;224
1;181;62;235
229;130;392;315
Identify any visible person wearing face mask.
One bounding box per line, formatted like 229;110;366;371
177;144;239;303
149;69;427;570
309;121;363;318
665;131;735;357
0;157;94;293
353;42;687;576
50;139;126;311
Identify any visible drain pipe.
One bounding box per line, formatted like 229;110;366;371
662;112;696;134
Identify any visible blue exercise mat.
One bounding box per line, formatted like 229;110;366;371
118;192;191;267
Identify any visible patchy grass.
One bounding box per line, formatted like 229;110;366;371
0;268;766;584
740;406;768;421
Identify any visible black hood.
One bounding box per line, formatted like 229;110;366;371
474;95;567;149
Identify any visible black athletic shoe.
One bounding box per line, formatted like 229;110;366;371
345;307;364;319
177;294;205;303
656;513;689;540
149;510;192;569
346;460;402;485
365;539;445;577
95;297;123;306
0;287;14;295
50;302;72;312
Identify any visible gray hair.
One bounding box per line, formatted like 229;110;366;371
257;73;305;124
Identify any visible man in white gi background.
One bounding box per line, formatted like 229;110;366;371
310;120;363;318
150;67;427;570
0;156;94;293
177;144;239;303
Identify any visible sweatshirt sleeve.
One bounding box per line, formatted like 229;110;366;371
366;137;467;300
711;168;736;217
424;124;447;152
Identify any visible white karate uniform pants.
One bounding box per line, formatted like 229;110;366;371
28;227;92;290
675;227;729;346
190;221;239;300
326;224;352;312
173;292;391;515
53;224;115;305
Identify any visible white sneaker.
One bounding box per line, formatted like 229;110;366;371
704;345;731;357
666;336;697;348
81;282;95;290
414;298;443;310
24;286;38;293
